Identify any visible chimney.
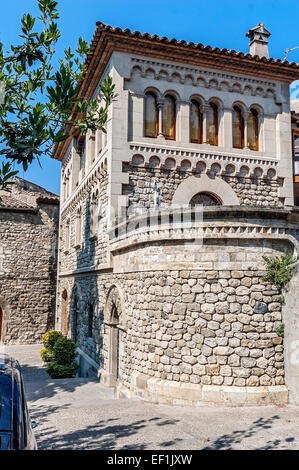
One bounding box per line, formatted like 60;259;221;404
246;22;271;58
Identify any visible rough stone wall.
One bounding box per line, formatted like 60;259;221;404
0;203;59;344
58;236;288;390
122;164;283;210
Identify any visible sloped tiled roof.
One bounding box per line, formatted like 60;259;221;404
0;195;35;210
87;22;299;71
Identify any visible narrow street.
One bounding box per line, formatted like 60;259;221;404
3;344;299;450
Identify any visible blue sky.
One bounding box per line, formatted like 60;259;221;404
1;0;299;195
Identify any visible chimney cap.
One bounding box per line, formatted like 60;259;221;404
246;22;271;42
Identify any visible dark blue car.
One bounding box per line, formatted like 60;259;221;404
0;354;37;450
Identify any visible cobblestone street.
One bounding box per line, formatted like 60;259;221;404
3;344;299;450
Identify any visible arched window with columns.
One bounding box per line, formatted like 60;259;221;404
247;108;259;151
233;105;245;149
190;99;203;144
144;91;158;138
206;102;218;146
162;94;176;140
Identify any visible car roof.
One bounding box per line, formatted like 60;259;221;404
0;354;20;371
0;355;21;433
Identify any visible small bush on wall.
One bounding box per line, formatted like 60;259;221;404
262;253;296;290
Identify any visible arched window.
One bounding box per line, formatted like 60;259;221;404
247;108;259;151
89;131;96;164
90;191;98;237
162;94;176;140
190;100;203;143
65;219;70;251
233;105;244;149
144;92;158;138
206;102;218;146
190;191;222;207
76;208;82;246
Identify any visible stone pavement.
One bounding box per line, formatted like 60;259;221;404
3;344;299;450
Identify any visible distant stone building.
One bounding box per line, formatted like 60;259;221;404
53;22;299;405
0;177;59;344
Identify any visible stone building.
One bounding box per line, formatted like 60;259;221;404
0;177;59;344
53;22;299;405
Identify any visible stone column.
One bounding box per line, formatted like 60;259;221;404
242;111;250;149
157;98;164;138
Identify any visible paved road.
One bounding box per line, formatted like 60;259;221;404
3;344;299;450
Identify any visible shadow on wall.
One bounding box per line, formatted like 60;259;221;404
282;261;299;405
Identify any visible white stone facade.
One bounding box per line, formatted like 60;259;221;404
54;24;299;405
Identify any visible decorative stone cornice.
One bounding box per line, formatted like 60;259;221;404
108;206;299;255
52;23;299;161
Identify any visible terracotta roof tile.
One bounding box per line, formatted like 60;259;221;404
88;22;299;70
0;195;35;210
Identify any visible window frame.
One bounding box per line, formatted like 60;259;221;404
232;105;244;149
144;91;159;138
162;94;176;141
247;108;259;151
206;102;219;146
190;99;203;144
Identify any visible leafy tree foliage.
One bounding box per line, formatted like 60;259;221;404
0;0;116;191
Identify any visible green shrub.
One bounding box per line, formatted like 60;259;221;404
277;323;285;338
42;330;64;350
52;336;78;365
46;362;79;379
41;331;78;379
40;347;54;363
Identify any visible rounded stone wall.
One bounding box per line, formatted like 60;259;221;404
58;207;299;405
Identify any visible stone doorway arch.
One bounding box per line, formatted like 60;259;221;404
104;285;126;387
172;174;240;206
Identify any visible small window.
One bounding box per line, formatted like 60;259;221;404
233;105;244;149
206;103;218;146
247;109;259;151
144;92;158;138
65;220;70;251
162;95;176;140
89;131;96;163
96;129;102;156
190;100;203;143
88;304;94;338
190;191;222;206
90;191;99;237
76;208;82;246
